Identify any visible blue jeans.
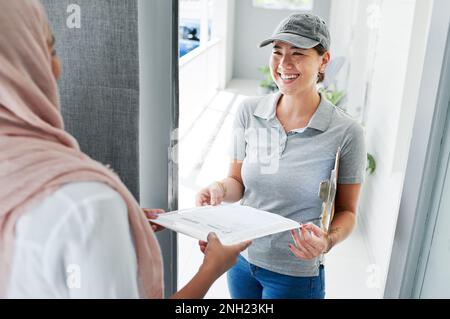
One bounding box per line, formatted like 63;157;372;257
227;255;325;299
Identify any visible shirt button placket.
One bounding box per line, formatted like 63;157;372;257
279;134;287;158
272;118;286;158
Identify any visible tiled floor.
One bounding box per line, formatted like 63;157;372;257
177;79;382;299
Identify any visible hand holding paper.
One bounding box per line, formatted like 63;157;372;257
143;208;166;232
200;232;252;278
289;223;329;260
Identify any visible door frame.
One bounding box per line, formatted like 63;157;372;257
411;25;450;298
412;63;450;298
138;0;179;298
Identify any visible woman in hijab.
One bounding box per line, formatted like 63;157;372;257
0;0;250;299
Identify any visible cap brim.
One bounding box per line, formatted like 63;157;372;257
259;33;319;49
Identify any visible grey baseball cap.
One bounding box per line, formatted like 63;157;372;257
259;13;330;51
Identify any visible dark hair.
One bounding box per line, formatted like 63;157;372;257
313;44;327;83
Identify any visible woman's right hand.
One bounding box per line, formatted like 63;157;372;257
195;182;225;207
198;233;251;279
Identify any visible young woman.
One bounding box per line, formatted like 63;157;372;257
196;13;366;299
0;0;250;299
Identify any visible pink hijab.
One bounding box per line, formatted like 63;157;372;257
0;0;163;298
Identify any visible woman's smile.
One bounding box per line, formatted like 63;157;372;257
277;71;301;85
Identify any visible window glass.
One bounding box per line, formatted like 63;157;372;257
179;0;214;58
253;0;314;11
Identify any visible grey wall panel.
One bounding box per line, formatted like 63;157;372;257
41;0;140;199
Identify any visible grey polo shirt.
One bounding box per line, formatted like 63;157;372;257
229;91;366;277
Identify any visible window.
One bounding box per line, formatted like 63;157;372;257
253;0;314;11
179;0;214;58
179;20;201;57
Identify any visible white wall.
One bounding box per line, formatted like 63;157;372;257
179;0;235;132
179;41;221;137
232;0;331;80
328;0;375;121
329;0;435;296
385;0;450;298
212;0;236;88
348;0;422;293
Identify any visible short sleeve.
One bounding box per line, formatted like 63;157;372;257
228;100;248;161
338;122;367;184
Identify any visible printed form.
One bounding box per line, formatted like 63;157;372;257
150;205;300;245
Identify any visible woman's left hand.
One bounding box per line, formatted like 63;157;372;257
289;223;329;260
143;208;166;233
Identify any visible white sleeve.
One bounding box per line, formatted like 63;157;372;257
43;185;140;299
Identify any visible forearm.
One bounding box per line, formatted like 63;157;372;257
221;177;244;203
327;210;356;251
170;266;217;299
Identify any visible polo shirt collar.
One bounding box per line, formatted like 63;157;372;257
253;91;334;132
253;92;281;120
308;93;334;132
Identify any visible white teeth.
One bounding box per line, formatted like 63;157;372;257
280;74;299;80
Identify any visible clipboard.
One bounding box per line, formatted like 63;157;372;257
318;147;341;233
